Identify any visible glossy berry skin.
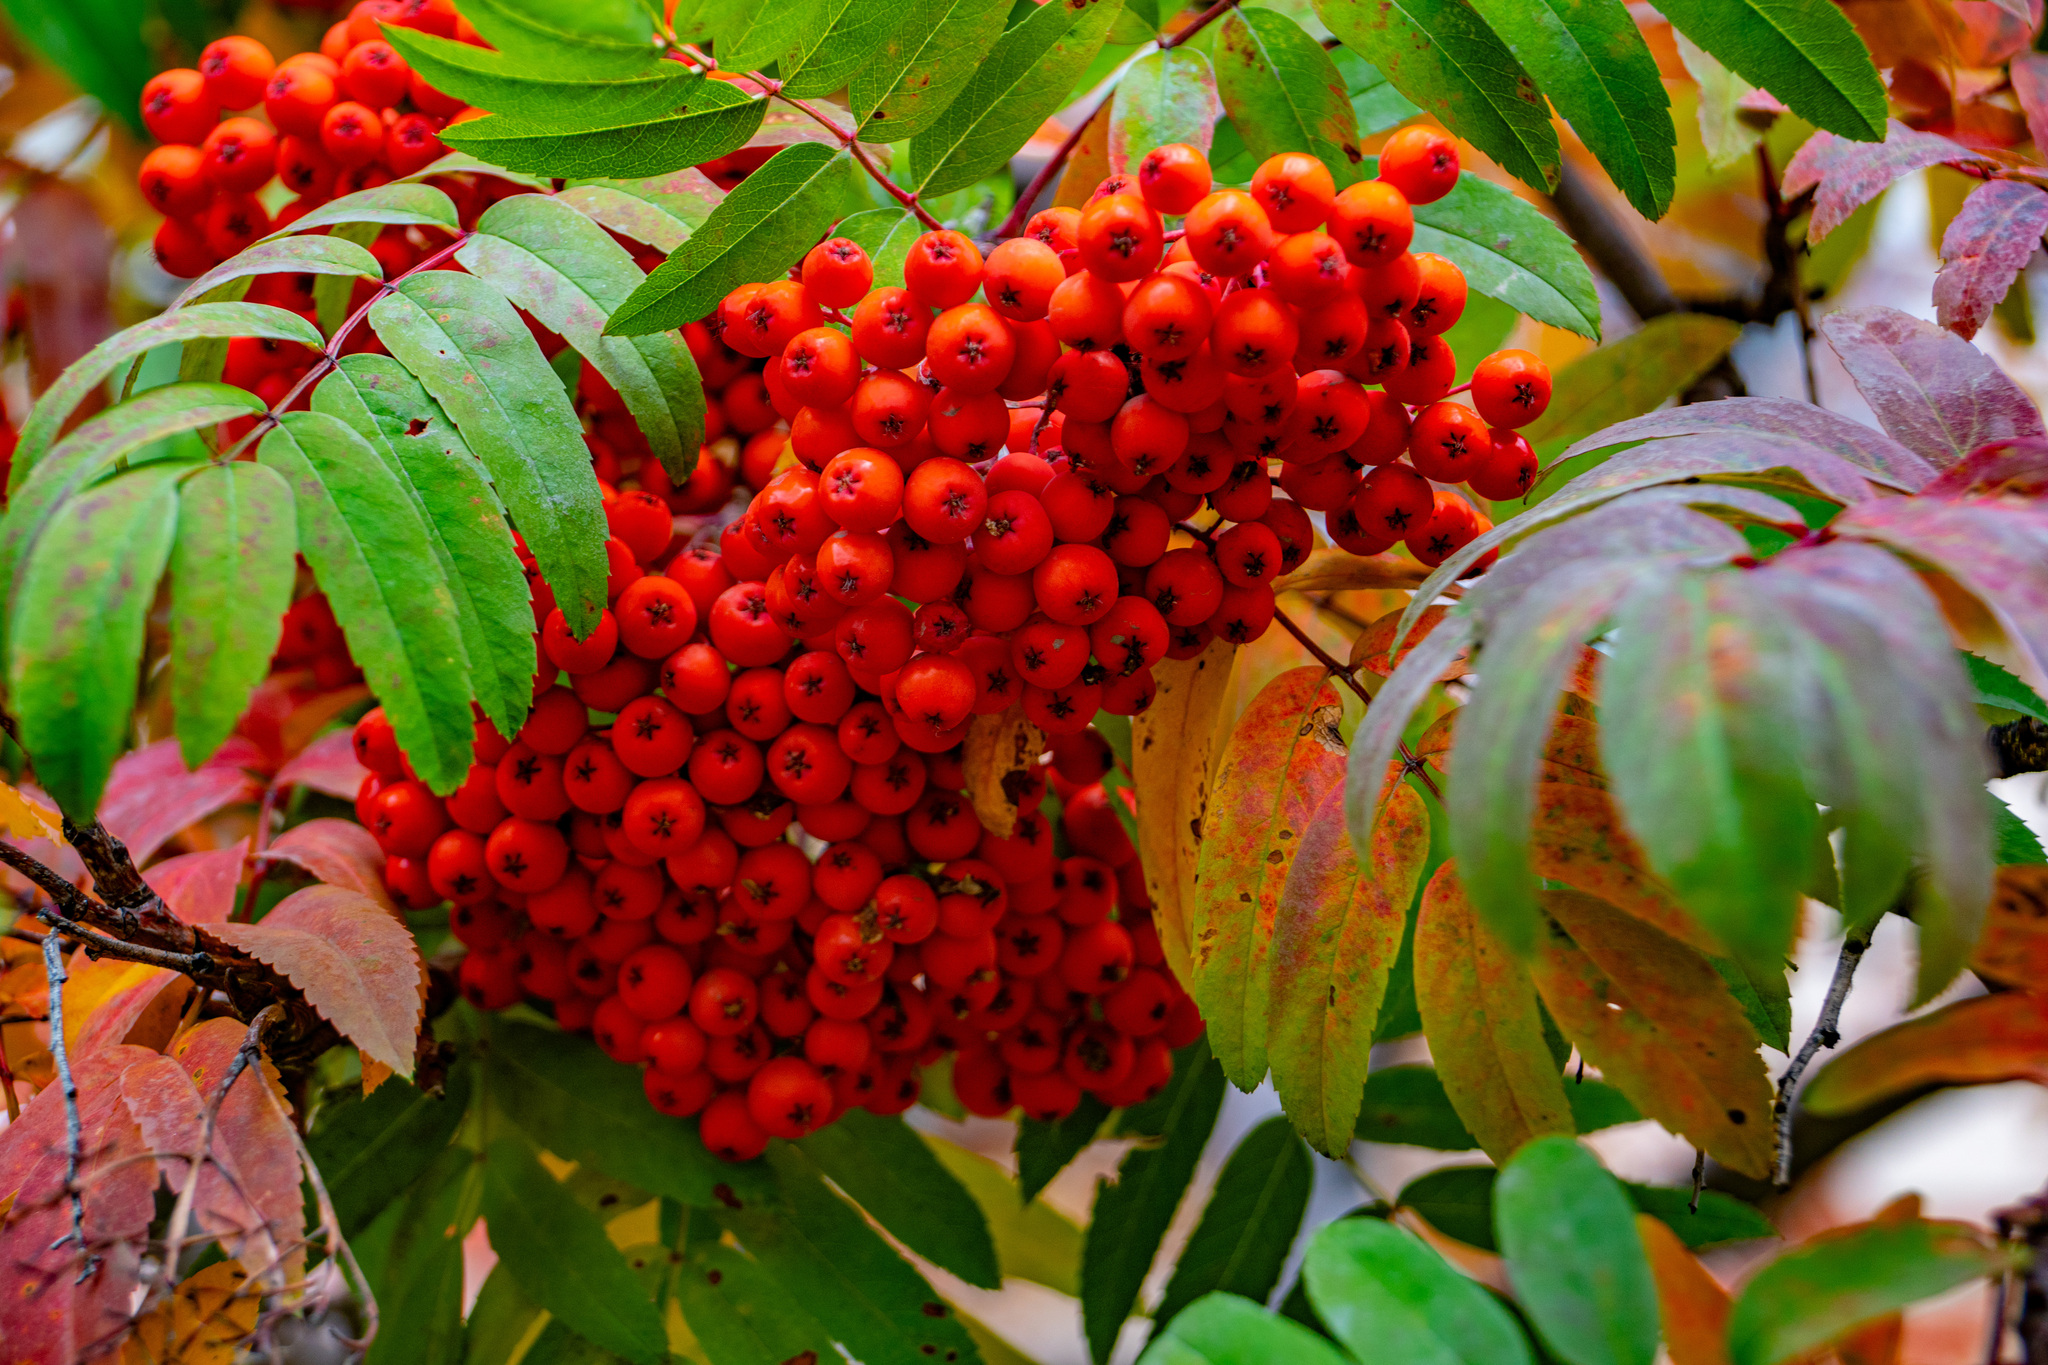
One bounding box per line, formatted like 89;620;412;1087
1138;142;1212;215
1379;125;1461;205
1470;348;1552;429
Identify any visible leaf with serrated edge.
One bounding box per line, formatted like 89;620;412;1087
1269;774;1430;1156
1133;639;1236;984
7;467;180;815
1110;49;1221;168
1214;9;1363;187
446;0;654;70
798;1109;1001;1290
1551;394;1934;489
1316;0;1559;191
169;463;296;769
852;0;1013;143
782;0;906;97
1529;890;1773;1179
1305;1217;1535;1365
1935;179;2048;341
907;0;1122;197
1820;304;2045;468
258;182;459;242
559;170;721;254
206;886;425;1077
463;193;703;480
1782;125;1987;243
1413;862;1573;1163
313;356;534;743
256;411;477;792
1650;0;1884;142
1496;1135;1659;1365
371;270;610;634
1189;667;1347;1089
608;143;856;337
378;26;669;120
170;234;382;311
264;818;401;917
1408;169;1599;338
440;75;764;180
1152;1117;1312;1335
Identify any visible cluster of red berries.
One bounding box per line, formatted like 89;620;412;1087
351;516;1196;1158
136;0;505;278
271;591;363;690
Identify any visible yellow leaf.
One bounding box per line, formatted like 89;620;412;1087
121;1261;257;1365
1274;548;1433;594
0;780;63;844
62;956;163;1054
1052;103;1113;210
961;707;1046;840
1132;636;1236;985
1637;1214;1732;1365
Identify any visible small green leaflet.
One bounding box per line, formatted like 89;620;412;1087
1110;49;1221;168
378;27;672;122
1315;0;1560;192
169;233;382;311
1329;47;1422;137
305;1064;475;1239
782;0;907;97
1014;1092;1111;1202
168;463;297;769
798;1109;1002;1289
1304;1217;1535;1365
1652;0;1886;144
834;207;924;291
609;142;859;337
851;0;1014;143
1135;1292;1353;1365
456;0;660;75
1151;1117;1313;1335
442;76;765;181
1995;793;2046;865
1967;651;2048;722
1495;1137;1659;1365
257;182;461;242
703;0;821;71
462;193;706;480
361;1147;480;1365
1460;0;1676;217
1214;8;1364;188
906;0;1124;198
670;1241;840;1364
369;270;612;636
559;175;717;254
1407;167;1602;339
6;466;180;815
257;412;477;794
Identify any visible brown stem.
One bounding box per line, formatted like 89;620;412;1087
1271;605;1442;801
41;933;93;1279
1772;928;1870;1188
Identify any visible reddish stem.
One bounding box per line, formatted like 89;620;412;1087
1272;605;1442;800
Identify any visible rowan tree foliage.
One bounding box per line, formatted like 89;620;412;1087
1;0;2047;1361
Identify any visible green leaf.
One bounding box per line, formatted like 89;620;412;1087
1014;1092;1112;1202
6;466;179;815
0;0;151;136
13;303;321;491
316;223;385;339
1623;1183;1776;1249
716;1145;985;1365
834;208;924;292
1329;47;1422;136
704;0;822;70
457;0;662;73
1967;651;2048;723
669;1240;840;1365
1652;0;1885;143
561;173;721;254
1110;49;1222;169
1303;1217;1535;1365
1713;954;1794;1052
1357;1067;1641;1148
370;269;611;635
439;73;765;180
312;357;537;743
1213;8;1363;187
364;1146;480;1365
306;1064;475;1238
851;0;1014;143
463;193;704;481
168;464;297;769
906;0;1123;197
1995;793;2047;864
924;1135;1083;1294
1398;1165;1498;1247
1519;314;1743;466
169;234;383;312
1136;1292;1353;1365
1461;0;1675;217
483;1019;773;1207
799;1109;1001;1289
257;411;476;793
482;1138;667;1364
260;182;461;242
1315;0;1560;191
1408;168;1602;339
1082;1044;1226;1365
1726;1219;2008;1365
1153;1117;1313;1335
465;1264;547;1365
781;0;907;97
378;26;669;120
608;142;857;337
1495;1136;1658;1365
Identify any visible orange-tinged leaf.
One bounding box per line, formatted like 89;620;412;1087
1415;709;1606;788
1189;666;1348;1088
120;1260;257;1365
961;707;1045;840
1268;771;1431;1156
61;956;162;1054
1529;890;1775;1179
1275;548;1433;595
1053;102;1113;210
202;886;425;1077
1801;990;2048;1116
1347;605;1471;679
1393;1207;1513;1295
73;968;192;1059
1637;1213;1732;1365
260;818;399;916
1134;637;1237;985
0;780;63;843
1969;864;2048;989
1530;783;1726;958
143;843;248;925
1836;1314;1902;1365
1413;861;1574;1164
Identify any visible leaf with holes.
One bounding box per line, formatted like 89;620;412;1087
205;885;425;1078
1214;8;1363;187
1934;178;2048;341
1153;1117;1313;1336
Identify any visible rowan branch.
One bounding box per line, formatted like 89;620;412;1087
1271;605;1443;802
41;933;93;1279
1772;928;1870;1188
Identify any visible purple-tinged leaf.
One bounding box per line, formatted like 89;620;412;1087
1819;305;2044;467
1346;615;1472;862
2012;53;2048;155
1835;495;2048;706
1555;395;1934;489
1782;124;1992;242
1925;436;2048;498
98;739;262;866
1934;179;2048;340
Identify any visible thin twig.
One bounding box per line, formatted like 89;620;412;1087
286;1119;378;1350
1772;929;1870;1188
1690;1148;1706;1215
40;933;94;1279
0;839;98;922
36;911;213;975
1271;605;1443;801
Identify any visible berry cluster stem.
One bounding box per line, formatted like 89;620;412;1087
1272;605;1442;801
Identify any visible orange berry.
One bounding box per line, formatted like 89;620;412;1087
1327;180;1414;267
198;36;275;110
1076;193;1165;283
1379;125;1460;205
1250;152;1336;234
1137;142;1211;215
141;69;218;145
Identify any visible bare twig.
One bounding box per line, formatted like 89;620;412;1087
285;1119;378;1350
1271;606;1443;802
40;932;93;1279
1772;929;1870;1188
1690;1148;1706;1214
0;839;98;922
35;910;213;975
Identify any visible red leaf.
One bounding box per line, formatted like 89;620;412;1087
0;1045;157;1363
202;886;424;1077
2015;54;2048;157
260;818;399;916
1925;436;2048;498
1784;124;1991;242
1934;179;2048;340
143;840;249;925
72;967;193;1059
97;740;261;865
1820;305;2045;467
1801;990;2048;1114
273;728;369;801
